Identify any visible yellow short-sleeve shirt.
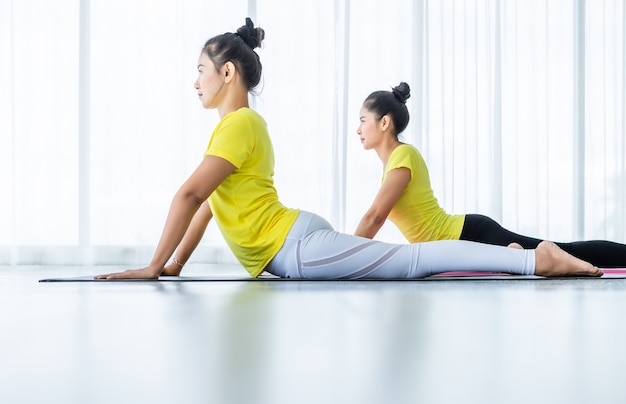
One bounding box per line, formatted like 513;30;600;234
204;108;299;277
385;144;465;242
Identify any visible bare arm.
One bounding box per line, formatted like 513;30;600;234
354;167;411;239
161;200;213;276
96;155;235;279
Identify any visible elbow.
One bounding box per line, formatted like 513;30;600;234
372;215;386;226
355;211;387;239
372;216;387;229
365;211;387;227
175;189;206;207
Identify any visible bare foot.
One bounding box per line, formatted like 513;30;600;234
534;240;603;277
508;242;523;249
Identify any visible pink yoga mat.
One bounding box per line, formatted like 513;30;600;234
433;268;626;277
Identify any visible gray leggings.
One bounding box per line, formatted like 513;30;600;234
265;211;535;279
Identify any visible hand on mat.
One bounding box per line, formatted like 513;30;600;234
94;266;160;280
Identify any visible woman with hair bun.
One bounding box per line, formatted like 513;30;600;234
355;82;626;268
96;22;601;280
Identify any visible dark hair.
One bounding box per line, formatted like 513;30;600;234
363;82;411;137
203;17;265;91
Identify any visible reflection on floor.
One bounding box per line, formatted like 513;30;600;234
1;264;626;404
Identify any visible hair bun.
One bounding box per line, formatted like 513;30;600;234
236;17;265;49
391;82;411;104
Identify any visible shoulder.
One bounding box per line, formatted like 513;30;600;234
224;108;266;129
396;143;419;156
389;144;420;164
219;108;261;129
213;108;267;143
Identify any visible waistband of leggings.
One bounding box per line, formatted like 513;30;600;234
285;210;334;240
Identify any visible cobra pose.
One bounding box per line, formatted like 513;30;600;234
96;20;601;280
354;81;626;268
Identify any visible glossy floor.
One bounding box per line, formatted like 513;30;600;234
1;265;626;404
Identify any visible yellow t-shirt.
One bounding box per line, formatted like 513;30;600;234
385;144;465;242
204;107;299;277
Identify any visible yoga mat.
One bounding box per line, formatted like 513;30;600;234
39;269;626;282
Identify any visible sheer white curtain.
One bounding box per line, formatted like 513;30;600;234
1;0;625;265
345;0;626;244
1;0;80;261
584;0;626;242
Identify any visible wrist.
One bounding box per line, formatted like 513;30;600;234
161;259;184;276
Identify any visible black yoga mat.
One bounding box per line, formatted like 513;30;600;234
39;269;626;282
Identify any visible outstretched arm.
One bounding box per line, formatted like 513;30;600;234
161;200;213;276
354;167;410;239
95;155;235;279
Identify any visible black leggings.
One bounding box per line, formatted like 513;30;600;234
459;214;626;268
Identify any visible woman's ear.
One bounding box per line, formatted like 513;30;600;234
380;115;391;131
223;61;236;83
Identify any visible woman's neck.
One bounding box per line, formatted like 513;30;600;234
376;137;403;166
217;86;250;119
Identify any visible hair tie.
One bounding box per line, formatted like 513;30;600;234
391;82;410;104
236;17;258;49
392;87;407;104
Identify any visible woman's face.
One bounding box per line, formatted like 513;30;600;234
194;52;225;109
357;107;384;150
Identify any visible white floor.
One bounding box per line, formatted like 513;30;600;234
2;264;626;404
